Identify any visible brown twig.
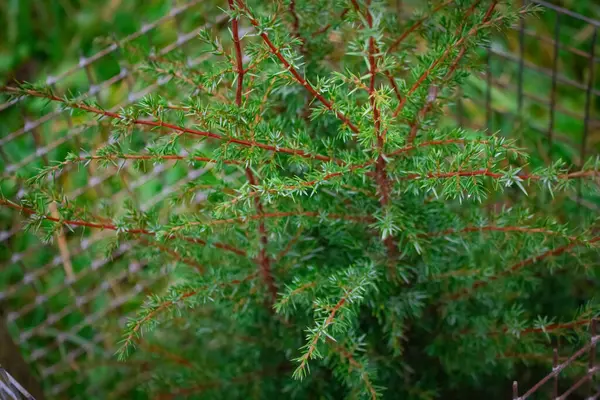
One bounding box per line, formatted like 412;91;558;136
296;287;356;373
387;0;455;54
229;0;278;303
391;2;492;147
137;237;205;274
277;282;316;308
361;0;398;277
230;164;600;209
122;290;199;353
289;0;301;40
327;339;377;399
172;211;372;232
2;87;335;163
0;199;247;258
137;341;194;368
311;8;349;38
392;2;501;119
492;318;593;337
236;0;360;134
446;236;600;301
246;169;278;302
423;225;577;241
154;366;284;399
123;272;258;358
399;169;600;181
275;226;304;263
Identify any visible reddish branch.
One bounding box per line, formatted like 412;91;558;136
387;0;455;54
447;236;600;301
423;225;577;241
225;160;374;208
138;237;205;274
236;0;360;134
179;210;373;229
402;2;491;146
289;0;301;40
155;366;284;399
182;237;246;256
123;271;258;358
0;199;246;258
401;169;600;181
229;1;277;303
366;9;385;195
282;138;514;190
246;169;277;302
327;339;377;399
122;290;199;352
406;86;438;146
277;281;316;308
233;163;599;208
3;87;335;163
493;318;594;337
296;287;355;373
448;0;490;71
388;138;493;156
275;227;304;263
50;154;241;174
230;0;246;107
363;2;389;203
311;8;349;38
345;0;404;107
392;2;499;119
361;1;398;274
138;341;194;368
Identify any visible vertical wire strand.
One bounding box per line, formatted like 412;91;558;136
579;27;597;208
486;47;493;133
517;0;527;119
581;28;597;164
548;11;561;162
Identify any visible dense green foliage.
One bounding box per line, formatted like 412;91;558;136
1;0;599;399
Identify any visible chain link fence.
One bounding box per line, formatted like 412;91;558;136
0;0;598;399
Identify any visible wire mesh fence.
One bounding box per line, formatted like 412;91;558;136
458;0;599;157
0;1;227;398
0;0;598;399
512;319;599;399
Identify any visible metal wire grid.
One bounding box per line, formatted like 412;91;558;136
0;1;597;399
0;367;36;400
456;0;599;169
0;1;227;398
512;320;599;400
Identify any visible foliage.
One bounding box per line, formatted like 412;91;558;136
1;0;600;399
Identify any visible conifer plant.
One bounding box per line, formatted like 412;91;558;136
2;0;600;398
